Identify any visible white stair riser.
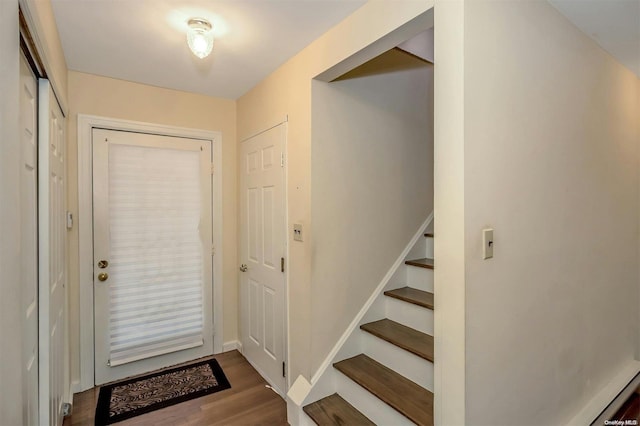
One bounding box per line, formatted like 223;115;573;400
305;368;337;410
407;235;427;260
359;296;386;327
361;330;434;391
385;297;433;335
406;265;433;293
426;236;434;258
334;369;415;425
333;332;364;370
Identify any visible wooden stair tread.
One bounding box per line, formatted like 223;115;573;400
384;287;434;310
361;319;433;362
424;233;434;238
405;258;434;269
303;393;375;426
334;354;433;426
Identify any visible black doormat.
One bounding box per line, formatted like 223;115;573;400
95;359;231;425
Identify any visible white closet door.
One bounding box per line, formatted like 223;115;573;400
20;54;39;426
93;128;213;385
240;123;287;395
38;80;66;426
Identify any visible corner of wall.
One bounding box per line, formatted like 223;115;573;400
433;0;466;424
0;0;24;423
20;0;69;109
637;75;640;362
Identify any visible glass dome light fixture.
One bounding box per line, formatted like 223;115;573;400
187;18;214;59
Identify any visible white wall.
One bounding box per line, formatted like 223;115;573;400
0;0;24;423
310;61;433;371
462;1;640;424
433;0;466;423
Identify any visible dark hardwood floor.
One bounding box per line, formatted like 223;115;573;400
612;385;640;423
64;350;287;426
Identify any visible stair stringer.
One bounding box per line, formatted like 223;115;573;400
286;212;433;425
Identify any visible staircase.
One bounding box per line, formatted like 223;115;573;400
300;231;435;425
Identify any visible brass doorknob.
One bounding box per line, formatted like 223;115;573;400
98;272;109;282
239;264;248;272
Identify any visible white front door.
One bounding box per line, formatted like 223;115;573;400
240;123;287;395
19;54;39;426
92;128;214;385
38;80;66;426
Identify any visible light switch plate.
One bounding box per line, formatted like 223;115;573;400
483;228;494;259
293;223;303;242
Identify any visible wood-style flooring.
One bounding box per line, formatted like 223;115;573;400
63;350;287;426
612;385;640;423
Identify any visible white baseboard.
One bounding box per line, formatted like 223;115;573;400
222;340;242;353
567;360;640;425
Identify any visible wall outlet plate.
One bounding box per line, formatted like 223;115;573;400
483;228;494;259
293;223;303;242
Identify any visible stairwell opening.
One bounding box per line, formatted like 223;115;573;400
303;25;436;425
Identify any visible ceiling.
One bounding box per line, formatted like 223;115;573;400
549;0;640;77
51;0;367;99
52;1;639;101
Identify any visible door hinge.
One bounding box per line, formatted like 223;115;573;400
281;257;285;273
211;163;215;175
280;152;284;167
61;402;72;417
282;361;286;378
211;245;215;256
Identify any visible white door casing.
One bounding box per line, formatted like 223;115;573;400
38;80;66;426
20;54;39;426
76;116;223;392
240;123;287;395
92;128;214;385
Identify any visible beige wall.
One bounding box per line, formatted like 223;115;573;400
0;0;24;422
462;1;640;424
66;71;238;386
310;63;433;371
237;1;434;382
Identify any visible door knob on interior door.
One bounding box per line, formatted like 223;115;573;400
98;272;109;282
239;264;248;272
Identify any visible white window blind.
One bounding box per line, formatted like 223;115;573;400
108;143;204;366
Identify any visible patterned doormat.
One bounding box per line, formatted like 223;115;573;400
95;359;231;425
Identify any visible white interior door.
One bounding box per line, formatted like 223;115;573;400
92;128;214;385
20;54;39;426
240;123;287;395
38;80;66;426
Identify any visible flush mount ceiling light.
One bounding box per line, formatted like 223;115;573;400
187;18;214;59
